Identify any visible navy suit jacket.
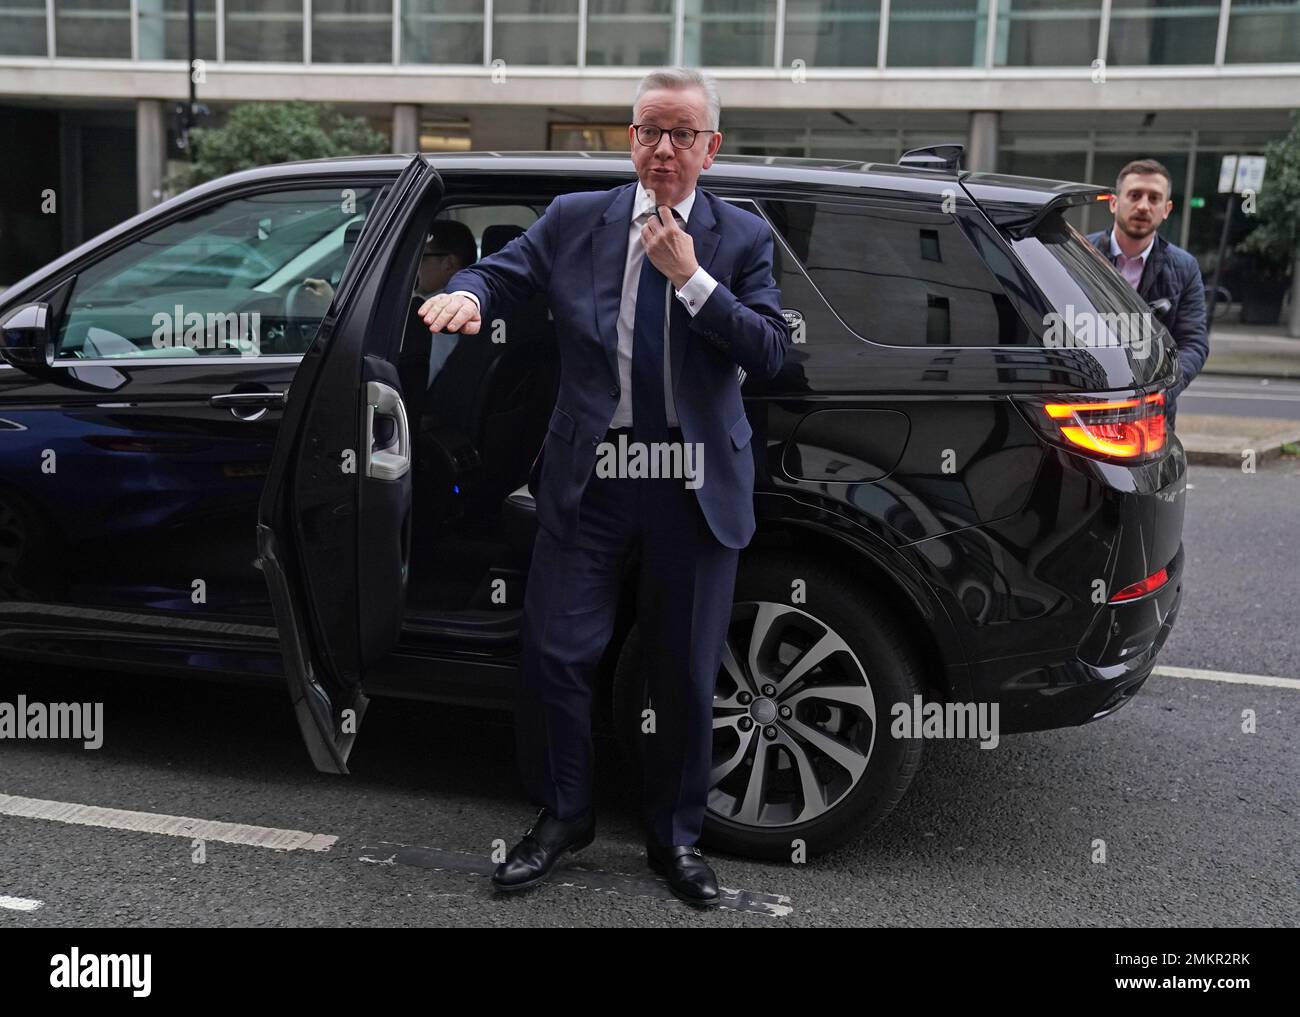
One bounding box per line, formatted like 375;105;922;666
1086;228;1209;425
444;180;791;549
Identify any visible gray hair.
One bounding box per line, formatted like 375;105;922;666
633;67;720;131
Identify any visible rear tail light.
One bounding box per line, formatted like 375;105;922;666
1029;391;1167;463
1110;566;1169;603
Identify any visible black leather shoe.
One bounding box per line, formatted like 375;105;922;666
491;807;595;892
646;839;721;907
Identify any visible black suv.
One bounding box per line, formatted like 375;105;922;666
0;151;1185;859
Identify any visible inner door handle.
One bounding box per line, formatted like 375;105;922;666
364;380;410;480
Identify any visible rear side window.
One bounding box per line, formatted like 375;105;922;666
760;199;1031;346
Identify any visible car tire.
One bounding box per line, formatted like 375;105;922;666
613;551;926;861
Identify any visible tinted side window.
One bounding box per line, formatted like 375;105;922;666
56;186;381;359
760;199;1031;346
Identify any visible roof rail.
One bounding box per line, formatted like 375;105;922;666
899;144;965;172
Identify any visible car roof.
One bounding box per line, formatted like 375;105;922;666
0;150;1104;304
189;150;1097;204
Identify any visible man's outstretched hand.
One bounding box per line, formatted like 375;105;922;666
419;292;482;335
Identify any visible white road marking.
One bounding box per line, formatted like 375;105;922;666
1180;391;1300;403
0;895;43;912
1185;390;1291;397
1189;379;1298;389
0;793;337;852
1153;666;1300;691
1211;335;1300;347
1193;378;1298;388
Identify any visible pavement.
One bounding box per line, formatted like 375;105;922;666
1179;321;1300;465
1177;412;1300;466
1202;321;1300;379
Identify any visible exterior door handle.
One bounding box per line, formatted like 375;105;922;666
364;380;410;481
210;390;287;421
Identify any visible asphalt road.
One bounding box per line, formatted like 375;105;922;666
1180;375;1300;421
0;459;1296;928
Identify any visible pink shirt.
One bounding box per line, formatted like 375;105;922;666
1109;229;1155;290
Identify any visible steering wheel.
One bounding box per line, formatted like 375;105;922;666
283;279;334;352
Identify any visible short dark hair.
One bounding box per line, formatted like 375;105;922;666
426;220;477;268
1116;159;1173;198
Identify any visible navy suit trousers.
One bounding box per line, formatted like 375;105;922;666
514;428;740;846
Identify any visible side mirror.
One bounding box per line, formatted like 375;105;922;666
1150;297;1173;319
0;302;55;368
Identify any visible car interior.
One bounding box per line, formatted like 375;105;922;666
397;201;560;647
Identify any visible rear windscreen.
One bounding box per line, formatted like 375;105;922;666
1013;210;1159;319
1011;209;1172;359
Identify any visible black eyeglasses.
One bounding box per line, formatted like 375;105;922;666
632;124;718;149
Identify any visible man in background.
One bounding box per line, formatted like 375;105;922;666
1087;158;1208;427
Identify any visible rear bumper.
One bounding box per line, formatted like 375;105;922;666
968;542;1184;734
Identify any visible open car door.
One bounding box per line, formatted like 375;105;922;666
257;155;444;773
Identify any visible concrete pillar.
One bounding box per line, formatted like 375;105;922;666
470;107;548;151
966;110;1000;174
393;103;420;153
136;98;167;212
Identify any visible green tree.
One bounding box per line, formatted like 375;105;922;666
171;102;388;191
1234;112;1300;273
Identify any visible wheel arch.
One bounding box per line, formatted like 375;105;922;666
596;498;973;712
748;504;971;703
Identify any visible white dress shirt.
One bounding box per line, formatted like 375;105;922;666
450;179;718;429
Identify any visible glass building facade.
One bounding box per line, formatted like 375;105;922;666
2;0;1295;65
0;0;1294;279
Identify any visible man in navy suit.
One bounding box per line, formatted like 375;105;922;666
420;67;790;906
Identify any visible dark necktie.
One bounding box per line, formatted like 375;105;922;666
631;208;680;444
